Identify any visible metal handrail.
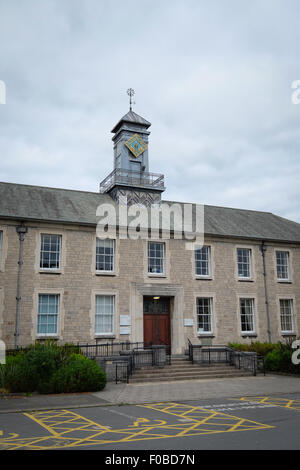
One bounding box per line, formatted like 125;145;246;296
187;342;260;376
99;168;165;193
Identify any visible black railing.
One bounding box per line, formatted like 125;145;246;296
187;340;265;376
115;361;129;384
99;168;165;193
123;345;169;383
6;340;145;358
76;341;145;359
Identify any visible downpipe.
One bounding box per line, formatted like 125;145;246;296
259;241;272;343
14;222;28;349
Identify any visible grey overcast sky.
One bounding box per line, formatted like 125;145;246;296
1;0;300;221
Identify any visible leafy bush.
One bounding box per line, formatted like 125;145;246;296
2;343;106;394
2;353;37;393
228;342;278;357
264;342;300;374
52;354;106;393
230;341;300;374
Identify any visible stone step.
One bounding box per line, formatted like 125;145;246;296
132;364;233;374
131;367;250;379
129;371;252;383
171;354;189;361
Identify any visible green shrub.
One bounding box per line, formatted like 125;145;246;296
2;342;103;394
25;347;61;393
264;342;300;374
229;342;278;357
229;340;300;374
3;354;37;393
52;354;107;394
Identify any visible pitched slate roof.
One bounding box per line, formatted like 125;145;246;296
1;181;300;244
165;200;300;243
111;110;151;133
0;181;112;226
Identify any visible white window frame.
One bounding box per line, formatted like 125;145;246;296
195;245;211;278
40;234;62;271
276;251;290;282
148;242;165;276
196;297;213;335
95;295;115;336
37;293;60;337
237;248;252;280
96;238;115;273
279;299;294;334
239;298;256;334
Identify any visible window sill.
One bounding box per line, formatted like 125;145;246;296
95;271;116;277
148;274;166;278
36;335;59;340
241;333;257;338
95;335;115;339
281;332;296;337
277;280;292;284
238;278;254;282
197;334;215;338
39;270;62;275
195;276;213;281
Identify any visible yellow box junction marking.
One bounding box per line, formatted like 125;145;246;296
0;403;273;450
239;396;300;411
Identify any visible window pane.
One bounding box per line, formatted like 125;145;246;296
280;299;294;332
195;246;211;276
240;298;254;332
237;248;251;278
197;298;212;333
40;234;61;269
276;251;289;280
96;239;114;271
148;242;164;274
37;294;59;335
95;295;114;334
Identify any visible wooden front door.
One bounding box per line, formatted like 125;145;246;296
143;296;171;348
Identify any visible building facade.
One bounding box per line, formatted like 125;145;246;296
0;110;300;353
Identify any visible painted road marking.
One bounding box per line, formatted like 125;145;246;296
239;396;300;411
197;401;276;412
0;403;274;450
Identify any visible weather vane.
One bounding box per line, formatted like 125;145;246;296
127;88;135;111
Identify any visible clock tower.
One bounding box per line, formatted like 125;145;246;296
100;97;165;207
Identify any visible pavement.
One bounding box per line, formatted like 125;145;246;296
1;373;300;413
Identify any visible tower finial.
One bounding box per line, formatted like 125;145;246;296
127;88;135;111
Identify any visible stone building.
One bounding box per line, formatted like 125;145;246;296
0;109;300;353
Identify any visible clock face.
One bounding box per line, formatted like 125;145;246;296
125;133;147;158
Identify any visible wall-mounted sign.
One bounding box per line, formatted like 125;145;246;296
120;326;131;335
120;315;131;326
184;319;194;327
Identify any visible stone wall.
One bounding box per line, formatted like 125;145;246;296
0;218;299;352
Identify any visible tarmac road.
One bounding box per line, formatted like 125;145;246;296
1;393;300;451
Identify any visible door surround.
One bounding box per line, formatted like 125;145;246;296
143;296;171;348
130;283;184;354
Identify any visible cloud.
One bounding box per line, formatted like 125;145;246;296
0;0;300;222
